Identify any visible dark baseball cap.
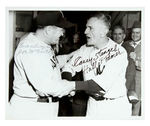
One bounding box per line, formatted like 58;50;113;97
132;21;141;28
36;11;74;28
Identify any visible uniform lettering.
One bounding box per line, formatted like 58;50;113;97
96;63;105;75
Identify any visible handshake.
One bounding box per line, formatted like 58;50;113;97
65;79;106;101
62;72;106;100
36;73;106;101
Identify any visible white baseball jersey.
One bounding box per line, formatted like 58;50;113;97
13;33;62;97
9;33;62;119
62;38;132;118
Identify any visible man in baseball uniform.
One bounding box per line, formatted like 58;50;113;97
8;11;77;119
62;12;132;119
8;11;102;120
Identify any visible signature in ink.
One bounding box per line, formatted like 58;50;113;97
72;44;123;74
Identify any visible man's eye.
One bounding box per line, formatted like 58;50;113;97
59;35;65;41
89;27;92;30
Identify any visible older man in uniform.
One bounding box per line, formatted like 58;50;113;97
62;12;131;118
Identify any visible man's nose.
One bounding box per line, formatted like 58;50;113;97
84;28;88;34
116;35;120;39
61;29;65;35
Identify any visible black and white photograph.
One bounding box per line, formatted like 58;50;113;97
5;8;143;120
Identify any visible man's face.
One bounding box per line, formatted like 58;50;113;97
46;26;65;45
84;17;108;46
131;28;141;42
112;28;125;44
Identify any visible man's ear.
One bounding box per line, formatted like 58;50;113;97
44;26;52;35
101;29;109;38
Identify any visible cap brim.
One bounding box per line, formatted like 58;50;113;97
57;18;75;28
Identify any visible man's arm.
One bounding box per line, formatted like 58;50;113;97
17;52;75;97
62;71;105;94
57;51;76;68
62;71;106;99
61;46;106;99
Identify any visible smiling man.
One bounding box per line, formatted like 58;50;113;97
112;25;126;45
128;21;141;116
112;25;139;105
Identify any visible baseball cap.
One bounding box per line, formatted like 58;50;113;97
36;11;74;28
132;21;141;28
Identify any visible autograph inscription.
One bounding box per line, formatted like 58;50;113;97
72;44;122;75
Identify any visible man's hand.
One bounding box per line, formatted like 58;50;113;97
51;80;75;98
85;90;105;100
128;90;139;104
130;52;136;61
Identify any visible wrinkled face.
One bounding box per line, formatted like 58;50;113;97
45;26;65;45
112;28;125;44
131;28;141;42
84;17;108;46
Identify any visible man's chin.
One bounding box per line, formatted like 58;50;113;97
117;41;122;44
86;42;94;47
133;39;141;42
